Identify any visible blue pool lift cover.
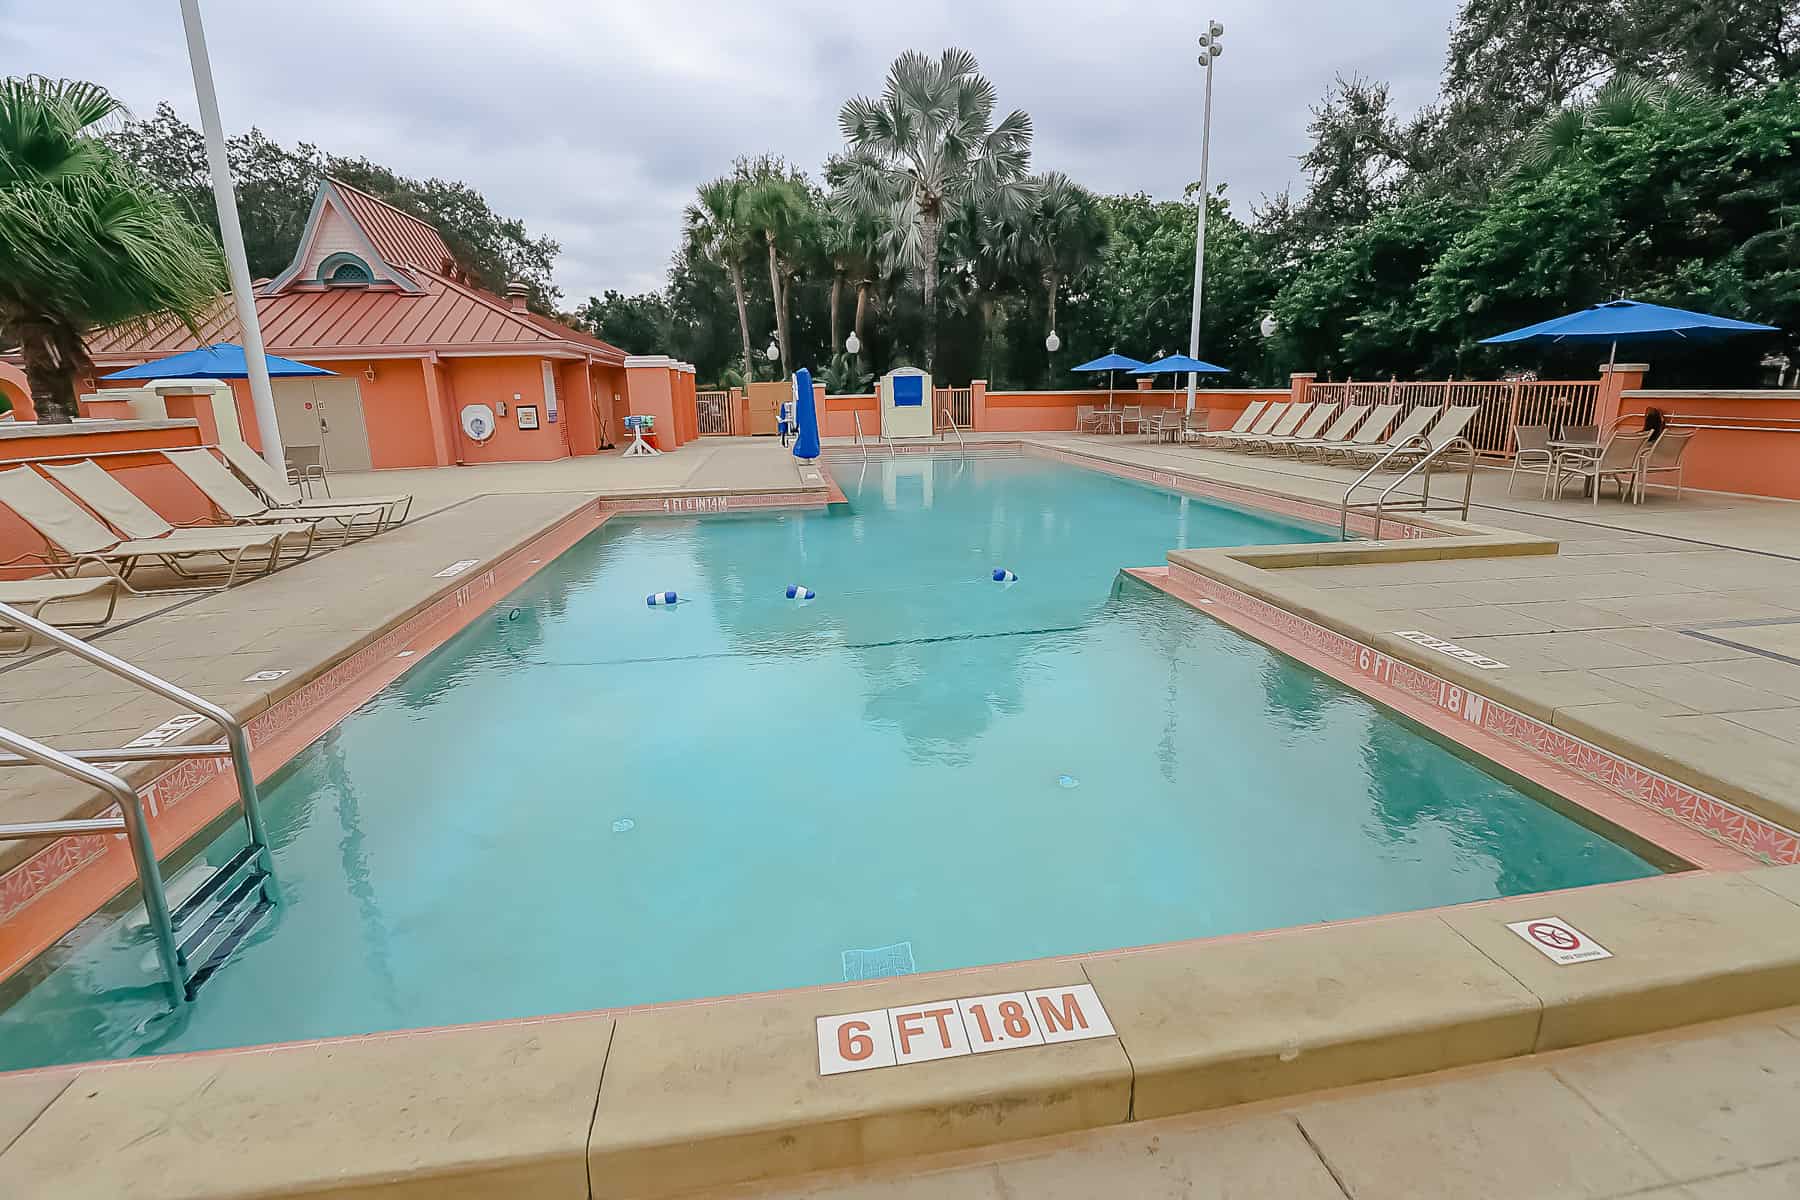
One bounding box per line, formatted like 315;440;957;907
102;343;337;381
791;368;820;461
1479;300;1777;347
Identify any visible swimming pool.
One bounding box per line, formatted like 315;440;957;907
0;456;1659;1069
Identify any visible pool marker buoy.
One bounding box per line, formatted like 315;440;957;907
785;584;816;601
992;568;1018;583
646;590;679;607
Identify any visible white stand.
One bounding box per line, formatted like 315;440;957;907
621;427;661;457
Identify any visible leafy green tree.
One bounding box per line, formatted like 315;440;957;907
0;77;225;423
682;174;759;382
573;289;673;355
735;155;817;378
1027;172;1108;347
837;48;1034;368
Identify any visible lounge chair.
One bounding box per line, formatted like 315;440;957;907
1200;403;1289;447
0;467;300;590
1189;400;1266;444
219;440;411;526
1227;403;1313;451
1509;425;1554;496
1246;403;1338;454
1635;429;1695;502
1550;430;1652;505
44;460;320;563
1297;403;1400;458
1329;405;1442;463
161;449;390;540
1281;405;1367;456
0;577;119;655
1372;405;1481;467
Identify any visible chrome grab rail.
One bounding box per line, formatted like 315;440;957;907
0;725;188;1005
0;599;279;1004
852;411;868;462
938;407;968;456
1340;435;1477;540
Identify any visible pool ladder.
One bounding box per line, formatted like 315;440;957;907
0;601;278;1008
1340;435;1477;540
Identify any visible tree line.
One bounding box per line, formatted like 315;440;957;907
585;0;1797;390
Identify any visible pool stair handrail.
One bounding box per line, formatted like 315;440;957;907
1340;435;1477;540
938;407;969;457
0;600;278;1007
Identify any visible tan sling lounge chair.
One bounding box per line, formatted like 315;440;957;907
1245;403;1338;453
1299;402;1400;458
1201;403;1290;447
218;441;412;526
1328;405;1442;463
1359;405;1482;468
1280;404;1368;456
0;466;300;591
1187;400;1267;444
162;449;390;540
0;577;120;654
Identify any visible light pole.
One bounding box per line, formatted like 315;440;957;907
1186;20;1224;415
178;0;285;472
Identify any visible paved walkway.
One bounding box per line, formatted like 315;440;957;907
699;1006;1800;1200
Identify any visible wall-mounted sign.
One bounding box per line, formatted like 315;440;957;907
460;404;496;442
517;404;540;430
816;983;1114;1076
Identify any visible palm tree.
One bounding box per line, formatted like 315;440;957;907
1514;75;1713;175
1026;172;1108;347
956;194;1030;382
0;76;225;424
837;48;1034;370
824;152;891;373
736;157;814;378
682;175;757;383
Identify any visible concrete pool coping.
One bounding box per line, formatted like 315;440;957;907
6;448;1800;1196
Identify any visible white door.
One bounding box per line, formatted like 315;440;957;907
272;378;372;472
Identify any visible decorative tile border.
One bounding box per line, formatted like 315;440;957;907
1153;562;1800;866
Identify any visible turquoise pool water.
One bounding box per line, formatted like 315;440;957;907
0;455;1658;1069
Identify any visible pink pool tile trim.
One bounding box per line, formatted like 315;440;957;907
1025;443;1442;540
1137;563;1797;868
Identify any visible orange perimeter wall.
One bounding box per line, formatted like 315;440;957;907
1619;391;1800;500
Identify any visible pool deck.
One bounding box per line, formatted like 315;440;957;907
5;433;1800;1197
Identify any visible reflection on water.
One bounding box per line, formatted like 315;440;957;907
0;456;1659;1070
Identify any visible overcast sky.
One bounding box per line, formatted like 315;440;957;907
4;0;1460;303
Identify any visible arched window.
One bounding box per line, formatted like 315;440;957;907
318;252;374;287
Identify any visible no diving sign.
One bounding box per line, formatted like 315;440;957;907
1506;916;1612;965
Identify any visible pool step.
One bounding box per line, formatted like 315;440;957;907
170;844;274;999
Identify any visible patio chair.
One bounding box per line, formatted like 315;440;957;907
1118;404;1144;434
1329;405;1442;463
1297;403;1400;458
1635;428;1695;502
1561;424;1598;446
1550;430;1653;505
0;576;120;655
1509;425;1554;496
219;440;412;527
1200;402;1289;447
285;444;328;496
1281;405;1366;456
0;467;301;591
161;449;390;541
1075;404;1102;433
1247;403;1337;454
1141;410;1177;442
1189;400;1265;444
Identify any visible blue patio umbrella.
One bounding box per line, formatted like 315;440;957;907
101;343;336;381
1479;299;1777;370
1135;354;1228;411
1071;352;1148;408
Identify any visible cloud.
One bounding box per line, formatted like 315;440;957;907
2;0;1460;301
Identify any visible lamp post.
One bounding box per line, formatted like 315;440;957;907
178;0;285;472
1186;19;1224;415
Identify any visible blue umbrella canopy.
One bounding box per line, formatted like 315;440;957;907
1071;353;1148;372
101;343;336;381
1134;354;1228;375
1479;299;1777;346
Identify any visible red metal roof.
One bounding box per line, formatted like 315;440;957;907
329;179;457;278
85;272;625;364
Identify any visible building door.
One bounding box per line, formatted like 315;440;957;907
271;377;372;471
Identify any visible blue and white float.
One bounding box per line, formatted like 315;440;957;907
785;584;816;601
645;590;679;606
992;568;1018;583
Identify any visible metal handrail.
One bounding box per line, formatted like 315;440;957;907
1341;435;1477;540
0;599;279;1002
0;725;187;1006
938;407;968;456
852;411;869;463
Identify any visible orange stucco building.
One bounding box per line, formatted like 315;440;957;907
37;179;697;469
